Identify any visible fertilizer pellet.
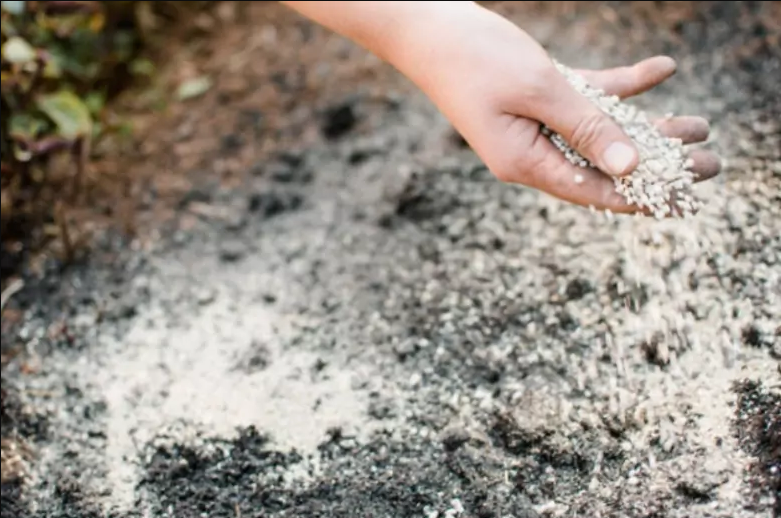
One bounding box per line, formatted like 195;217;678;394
544;60;703;219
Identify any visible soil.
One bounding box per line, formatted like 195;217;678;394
1;2;779;518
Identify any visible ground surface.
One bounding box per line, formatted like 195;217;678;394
1;1;779;517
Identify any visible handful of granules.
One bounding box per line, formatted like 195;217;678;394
541;60;703;219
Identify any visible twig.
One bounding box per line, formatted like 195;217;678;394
55;202;74;263
0;279;24;312
71;135;91;203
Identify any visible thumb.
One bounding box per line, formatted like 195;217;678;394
533;69;639;177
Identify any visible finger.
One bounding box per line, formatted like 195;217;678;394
531;71;639;178
511;132;719;215
517;131;641;214
687;149;722;182
575;56;677;99
654;115;710;144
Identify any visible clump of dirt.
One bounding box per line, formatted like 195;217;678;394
0;382;45;492
733;379;781;515
138;425;539;518
0;479;26;518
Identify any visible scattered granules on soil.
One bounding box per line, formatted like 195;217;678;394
732;379;781;513
543;60;702;219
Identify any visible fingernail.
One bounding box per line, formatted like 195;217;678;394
603;142;636;176
659;55;677;75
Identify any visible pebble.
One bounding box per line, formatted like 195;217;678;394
321;100;358;140
219;240;245;263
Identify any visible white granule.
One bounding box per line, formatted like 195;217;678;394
450;498;465;514
542;60;703;219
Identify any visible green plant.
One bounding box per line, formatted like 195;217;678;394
1;1;146;186
0;1;212;279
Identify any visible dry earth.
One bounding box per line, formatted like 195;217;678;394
1;2;779;518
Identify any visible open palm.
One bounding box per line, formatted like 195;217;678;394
498;56;721;213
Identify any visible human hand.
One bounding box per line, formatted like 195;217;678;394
386;3;721;214
281;1;721;214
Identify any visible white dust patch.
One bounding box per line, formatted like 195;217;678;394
60;289;380;513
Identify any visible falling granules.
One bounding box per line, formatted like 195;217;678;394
542;60;703;219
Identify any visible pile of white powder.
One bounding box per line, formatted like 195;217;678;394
543;60;703;219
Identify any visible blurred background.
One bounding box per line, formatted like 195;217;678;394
1;1;778;290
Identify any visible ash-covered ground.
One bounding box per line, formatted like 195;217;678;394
1;2;779;518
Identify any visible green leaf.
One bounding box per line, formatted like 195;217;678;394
9;112;47;140
113;30;136;62
2;36;36;64
1;1;25;15
176;76;212;101
42;55;62;79
84;90;105;116
36;90;93;140
118;121;134;138
130;58;155;76
47;42;98;81
0;17;17;37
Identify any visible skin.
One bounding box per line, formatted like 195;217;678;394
280;1;721;215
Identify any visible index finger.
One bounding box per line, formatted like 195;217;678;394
574;56;677;99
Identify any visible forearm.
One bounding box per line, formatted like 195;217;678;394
279;1;485;87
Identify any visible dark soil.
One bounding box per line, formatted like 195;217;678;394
733;380;781;517
1;2;779;518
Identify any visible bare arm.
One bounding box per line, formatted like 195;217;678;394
278;1;476;90
278;2;451;60
278;1;720;215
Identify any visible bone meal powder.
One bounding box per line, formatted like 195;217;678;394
543;60;703;219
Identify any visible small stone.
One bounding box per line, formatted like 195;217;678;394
177;184;213;209
220;133;244;151
268;162;312;184
195;287;216;306
367;395;396;420
321;101;357;139
247;191;303;217
277;150;304;168
109;299;137;321
441;427;471;452
223;213;247;233
219;241;245;263
565;278;593;301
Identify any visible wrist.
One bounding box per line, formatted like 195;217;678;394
379;2;485;84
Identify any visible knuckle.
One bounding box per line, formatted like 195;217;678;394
569;112;607;151
497;146;546;187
